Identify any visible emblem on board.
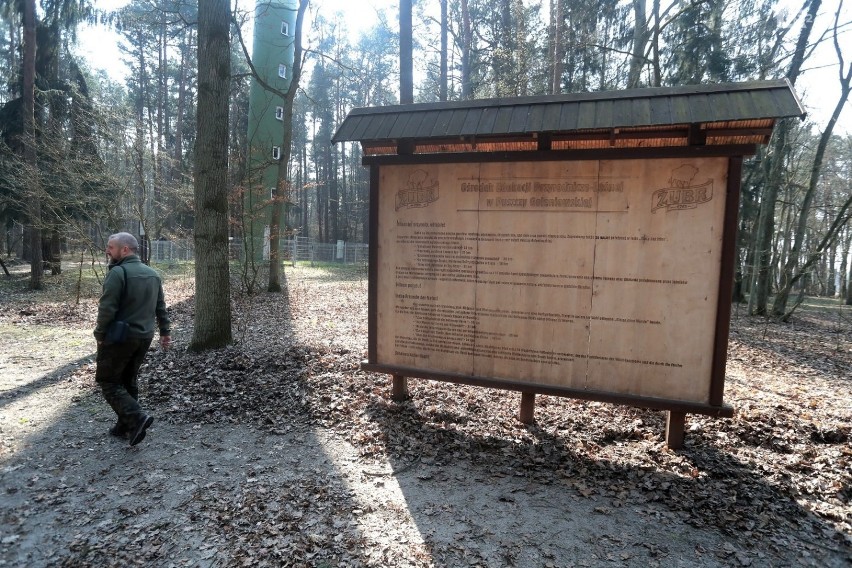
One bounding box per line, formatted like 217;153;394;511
651;164;713;213
396;169;439;211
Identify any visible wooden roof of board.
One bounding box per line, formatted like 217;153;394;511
331;80;804;155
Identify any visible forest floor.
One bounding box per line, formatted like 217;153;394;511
0;259;850;567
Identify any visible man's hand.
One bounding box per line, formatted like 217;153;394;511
160;335;171;350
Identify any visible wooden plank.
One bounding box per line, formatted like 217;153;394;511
669;97;691;124
666;411;686;449
710;156;742;406
576;101;597;129
399;110;427;139
508;105;531;133
526;104;546;132
586;157;727;403
375;156;730;406
768;86;806;119
361;362;735;417
542;103;563;130
557;103;579;131
594;100;613;129
332;80;804;143
460;108;483;136
348;115;374;142
387;112;414;139
611;99;632;128
392;374;409;401
477;107;500;134
340;79;790;116
739;91;763;119
333;114;361;142
705;127;774;138
447;108;468;135
361;114;389;141
630;98;652;127
492;106;514;134
689;94;713;123
368;165;380;362
429;109;455;137
724;93;758;121
519;392;536;424
362;145;759;166
649;96;672;125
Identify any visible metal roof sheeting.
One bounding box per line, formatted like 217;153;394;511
332;80;804;154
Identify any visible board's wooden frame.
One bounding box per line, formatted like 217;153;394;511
361;146;746;446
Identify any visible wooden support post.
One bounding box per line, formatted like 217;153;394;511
666;411;686;449
391;374;409;401
519;392;536;424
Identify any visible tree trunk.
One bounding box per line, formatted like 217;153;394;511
154;19;167;234
23;0;41;290
732;246;744;303
399;0;413;104
847;240;852;306
839;226;850;300
749;0;821;315
302;145;309;240
776;191;852;318
316;177;325;243
826;219;836;297
773;55;851;316
627;0;648;88
340;143;348;240
748;121;788;315
174;29;192;183
329;144;339;242
440;0;448;101
550;0;564;94
8;18;20;100
460;0;472;99
191;0;232;351
772;0;852;320
651;0;661;86
133;31;148;234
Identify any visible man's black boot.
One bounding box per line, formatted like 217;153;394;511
129;415;154;446
109;422;128;438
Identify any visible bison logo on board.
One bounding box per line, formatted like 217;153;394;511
396;169;439;211
651;164;713;213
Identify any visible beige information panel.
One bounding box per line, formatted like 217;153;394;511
376;158;728;404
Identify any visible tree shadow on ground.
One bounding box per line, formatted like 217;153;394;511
0;287;379;567
362;387;851;567
0;355;94;411
728;303;851;384
0;385;378;566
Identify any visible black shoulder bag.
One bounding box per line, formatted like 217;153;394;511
105;266;129;343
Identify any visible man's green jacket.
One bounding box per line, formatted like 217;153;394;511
94;254;170;341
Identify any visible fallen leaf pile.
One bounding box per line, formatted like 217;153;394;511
134;266;851;563
1;263;849;566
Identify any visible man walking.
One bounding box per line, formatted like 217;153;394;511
94;232;170;446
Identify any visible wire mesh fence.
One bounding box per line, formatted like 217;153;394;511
148;237;369;267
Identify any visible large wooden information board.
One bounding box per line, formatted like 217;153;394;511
375;158;729;405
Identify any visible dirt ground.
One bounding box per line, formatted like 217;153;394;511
0;261;850;567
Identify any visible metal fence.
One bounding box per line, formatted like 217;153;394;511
289;237;369;265
149;237;368;266
149;239;195;263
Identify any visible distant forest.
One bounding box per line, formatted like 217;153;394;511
0;0;850;315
